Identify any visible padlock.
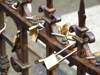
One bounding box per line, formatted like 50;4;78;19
67;34;74;41
93;52;100;57
35;58;45;64
52;33;74;41
56;25;61;34
13;31;20;45
12;31;20;52
61;23;70;35
61;23;71;44
29;25;38;42
25;15;43;24
43;43;77;71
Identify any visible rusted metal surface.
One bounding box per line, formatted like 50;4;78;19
0;0;100;75
39;0;63;74
0;0;32;75
38;0;61;37
69;0;95;65
0;9;10;75
39;29;100;75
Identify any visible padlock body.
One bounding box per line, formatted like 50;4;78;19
31;33;38;42
44;54;59;71
13;35;19;45
29;26;38;42
61;23;70;35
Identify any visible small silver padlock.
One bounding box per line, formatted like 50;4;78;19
43;43;77;71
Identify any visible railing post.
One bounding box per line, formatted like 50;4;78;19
77;0;87;58
0;9;9;75
76;0;86;75
77;67;86;75
47;0;53;8
20;26;29;75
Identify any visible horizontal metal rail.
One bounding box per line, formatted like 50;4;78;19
0;1;100;75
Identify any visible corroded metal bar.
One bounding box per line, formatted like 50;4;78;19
2;32;13;47
0;9;6;56
0;1;99;75
0;2;32;30
78;0;86;28
77;0;87;58
47;0;53;8
0;9;9;75
77;67;86;75
20;26;29;75
39;30;100;75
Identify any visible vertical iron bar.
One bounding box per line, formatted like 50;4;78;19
47;0;53;8
77;0;87;58
77;67;86;75
78;0;86;28
0;9;7;75
20;26;29;75
45;22;52;37
76;0;87;74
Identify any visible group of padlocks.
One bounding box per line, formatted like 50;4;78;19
11;0;100;71
1;0;100;74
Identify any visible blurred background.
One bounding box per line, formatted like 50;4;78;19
3;0;100;75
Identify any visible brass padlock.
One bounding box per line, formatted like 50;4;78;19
12;31;20;52
61;23;71;44
44;54;59;71
61;23;70;35
35;58;45;64
43;43;76;71
13;33;20;45
29;25;38;42
93;52;100;56
56;25;61;33
67;35;74;41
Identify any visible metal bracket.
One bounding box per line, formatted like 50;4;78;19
42;16;55;24
0;56;10;73
13;58;32;69
73;36;88;44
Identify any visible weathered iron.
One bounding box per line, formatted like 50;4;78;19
69;0;95;62
0;0;99;75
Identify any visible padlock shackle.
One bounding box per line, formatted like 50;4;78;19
51;33;64;37
55;43;76;56
58;50;77;63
